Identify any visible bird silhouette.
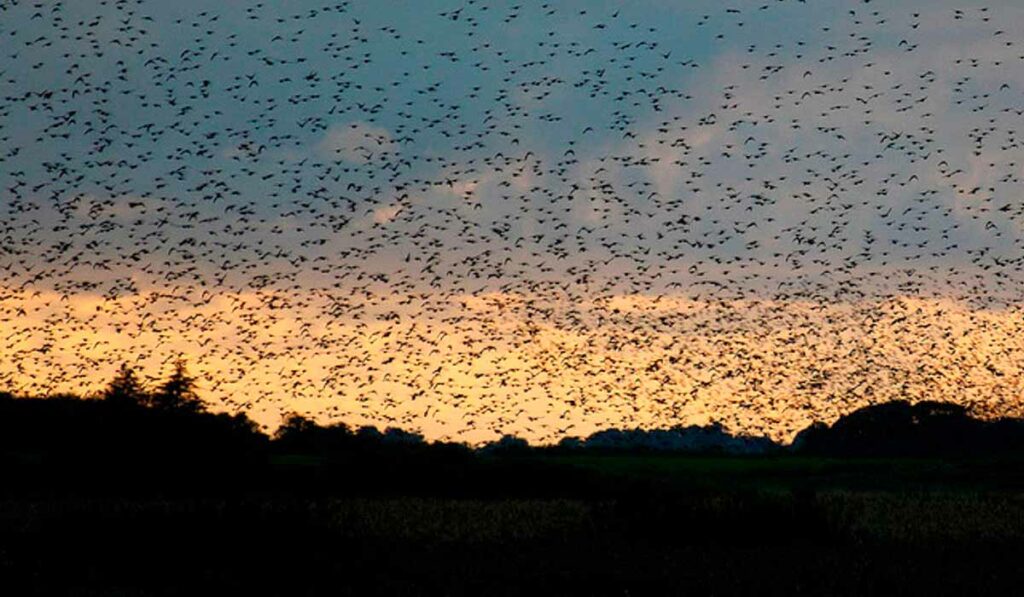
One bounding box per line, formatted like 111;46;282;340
0;1;1022;446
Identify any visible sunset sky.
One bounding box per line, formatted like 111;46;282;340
2;0;1023;443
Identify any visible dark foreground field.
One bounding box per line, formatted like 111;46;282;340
5;396;1024;595
4;456;1024;596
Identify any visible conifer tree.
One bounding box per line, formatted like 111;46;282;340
103;363;147;407
152;358;204;413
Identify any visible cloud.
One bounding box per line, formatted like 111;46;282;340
372;204;403;224
315;122;395;163
4;0;1024;446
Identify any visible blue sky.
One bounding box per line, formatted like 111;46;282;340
3;1;1021;300
2;0;1024;441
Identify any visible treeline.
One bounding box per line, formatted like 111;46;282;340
4;363;1024;473
1;361;782;460
795;400;1024;457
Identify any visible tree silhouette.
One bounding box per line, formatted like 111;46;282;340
102;363;148;407
151;359;204;413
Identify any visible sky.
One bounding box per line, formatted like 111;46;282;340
1;0;1023;443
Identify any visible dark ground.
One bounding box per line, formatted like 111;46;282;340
4;395;1024;595
4;455;1024;596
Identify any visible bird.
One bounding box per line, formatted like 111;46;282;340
0;0;1022;447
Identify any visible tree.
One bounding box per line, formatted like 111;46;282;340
103;363;147;407
151;358;204;413
481;434;531;456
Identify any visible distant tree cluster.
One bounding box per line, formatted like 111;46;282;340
9;369;1024;462
274;413;468;456
103;358;204;413
553;423;778;455
793;400;1024;457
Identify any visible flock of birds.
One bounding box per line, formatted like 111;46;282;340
1;0;1023;444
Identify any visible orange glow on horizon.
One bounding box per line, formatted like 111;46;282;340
2;287;1023;445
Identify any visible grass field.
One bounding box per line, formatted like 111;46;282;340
550;452;1024;490
3;455;1024;595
